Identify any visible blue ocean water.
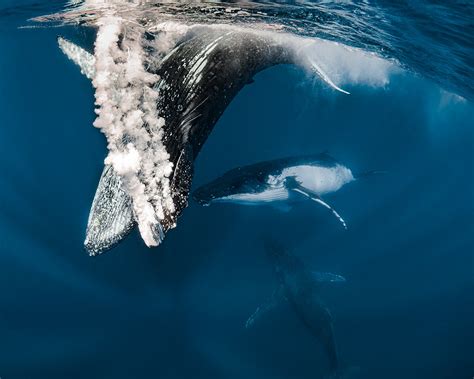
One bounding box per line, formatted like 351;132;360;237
0;1;473;378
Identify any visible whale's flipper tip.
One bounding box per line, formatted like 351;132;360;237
307;58;350;95
84;165;136;256
156;222;165;244
57;36;96;80
285;178;348;229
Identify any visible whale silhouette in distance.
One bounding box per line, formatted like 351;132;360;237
246;239;346;379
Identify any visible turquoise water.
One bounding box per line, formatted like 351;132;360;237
0;1;473;378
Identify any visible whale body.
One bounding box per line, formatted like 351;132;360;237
59;24;349;254
193;153;357;228
60;27;292;254
246;240;345;378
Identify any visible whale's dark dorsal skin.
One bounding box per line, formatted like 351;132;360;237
246;241;343;378
156;28;291;231
62;27;293;254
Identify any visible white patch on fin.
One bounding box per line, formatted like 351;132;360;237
292;188;348;229
307;57;350;95
57;37;96;80
277;164;355;196
219;187;290;205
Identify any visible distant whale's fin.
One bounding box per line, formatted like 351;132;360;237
312;272;346;283
245;286;285;329
285;177;347;229
57;37;96;80
307;57;350;95
84;165;136;256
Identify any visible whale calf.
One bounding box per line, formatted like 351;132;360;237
58;24;350;255
193;153;367;229
246;240;345;378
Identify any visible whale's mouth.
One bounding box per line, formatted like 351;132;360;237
194;198;211;206
192;189;213;206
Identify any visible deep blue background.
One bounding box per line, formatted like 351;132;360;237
0;4;473;379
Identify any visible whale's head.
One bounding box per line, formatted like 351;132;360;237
192;174;236;206
193;166;270;206
192;185;216;206
192;176;243;206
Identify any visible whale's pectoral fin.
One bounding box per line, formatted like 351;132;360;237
84;165;136;256
312;271;346;283
57;37;96;80
309;196;348;230
285;177;347;230
245;286;285;329
306;57;350;95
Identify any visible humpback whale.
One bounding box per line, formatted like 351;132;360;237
58;24;349;255
193;153;363;229
246;240;345;378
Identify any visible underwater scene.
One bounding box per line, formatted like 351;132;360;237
0;0;473;378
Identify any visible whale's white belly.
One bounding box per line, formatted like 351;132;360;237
217;187;290;205
212;164;354;206
273;164;355;195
